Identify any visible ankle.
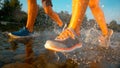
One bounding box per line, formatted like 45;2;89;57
26;27;33;33
103;29;110;37
75;29;80;36
59;22;63;27
67;27;80;36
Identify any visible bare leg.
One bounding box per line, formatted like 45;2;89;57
89;0;108;36
42;1;63;27
89;0;113;48
26;0;38;32
68;0;89;35
56;0;89;40
45;0;89;52
45;0;112;52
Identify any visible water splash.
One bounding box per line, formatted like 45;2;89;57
52;24;120;67
0;23;120;68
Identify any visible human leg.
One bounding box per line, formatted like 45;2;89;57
26;0;38;32
56;0;89;40
44;0;89;52
89;0;108;36
89;0;113;47
42;0;63;27
10;0;38;37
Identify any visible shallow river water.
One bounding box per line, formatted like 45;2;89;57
0;28;120;68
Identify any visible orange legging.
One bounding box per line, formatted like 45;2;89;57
68;0;108;36
26;0;63;32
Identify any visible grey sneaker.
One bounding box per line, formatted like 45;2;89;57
98;29;113;48
44;28;82;52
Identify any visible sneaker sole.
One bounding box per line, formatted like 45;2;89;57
44;40;82;52
7;33;34;39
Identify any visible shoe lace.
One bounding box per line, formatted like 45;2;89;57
18;27;30;34
56;28;75;40
19;28;25;33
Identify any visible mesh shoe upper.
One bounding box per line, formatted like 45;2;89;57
44;28;82;52
99;29;113;48
11;27;32;36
